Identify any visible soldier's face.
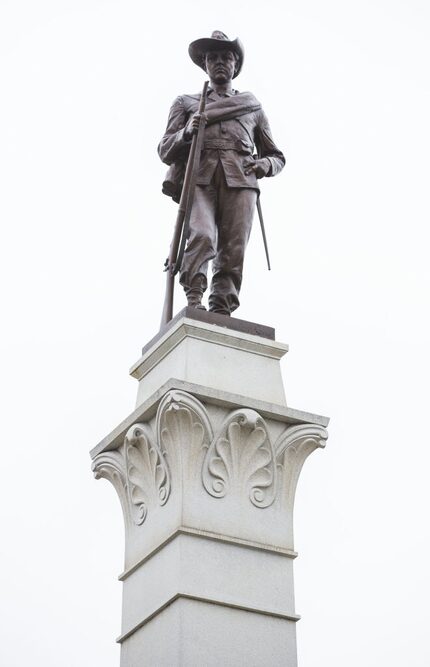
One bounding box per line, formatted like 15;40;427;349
204;50;236;84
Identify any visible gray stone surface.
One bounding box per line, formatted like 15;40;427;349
120;598;298;667
91;317;329;665
118;532;297;644
130;314;288;407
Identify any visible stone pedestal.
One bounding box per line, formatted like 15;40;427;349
91;309;329;666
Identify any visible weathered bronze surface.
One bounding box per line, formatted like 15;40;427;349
159;31;285;318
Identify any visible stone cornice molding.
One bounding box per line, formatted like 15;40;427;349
90;378;329;460
116;593;301;645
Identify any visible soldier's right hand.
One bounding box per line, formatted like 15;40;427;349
184;112;207;140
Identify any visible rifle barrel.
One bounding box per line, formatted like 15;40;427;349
160;80;209;328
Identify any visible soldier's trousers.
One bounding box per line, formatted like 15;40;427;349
179;163;257;314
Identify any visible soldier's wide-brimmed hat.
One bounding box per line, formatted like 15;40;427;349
188;31;244;79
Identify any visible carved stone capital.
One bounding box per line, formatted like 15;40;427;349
92;390;327;565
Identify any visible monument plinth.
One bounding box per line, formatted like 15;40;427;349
91;310;329;666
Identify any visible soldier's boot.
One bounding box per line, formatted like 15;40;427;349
183;274;207;310
186;288;206;310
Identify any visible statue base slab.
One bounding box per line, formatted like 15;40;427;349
130;307;289;407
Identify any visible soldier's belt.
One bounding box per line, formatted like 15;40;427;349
203;140;252;152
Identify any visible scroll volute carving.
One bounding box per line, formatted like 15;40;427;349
202;409;277;508
92;449;132;529
92;422;171;530
275;424;328;512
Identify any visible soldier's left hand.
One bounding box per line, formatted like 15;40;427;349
245;159;270;179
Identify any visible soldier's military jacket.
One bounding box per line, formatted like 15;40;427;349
158;88;285;194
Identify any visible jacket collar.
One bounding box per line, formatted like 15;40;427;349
207;87;238;101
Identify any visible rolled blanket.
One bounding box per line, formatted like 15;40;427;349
183;91;261;125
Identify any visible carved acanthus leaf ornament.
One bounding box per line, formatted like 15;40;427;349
202;409;277;508
157;391;213;484
124;423;170;525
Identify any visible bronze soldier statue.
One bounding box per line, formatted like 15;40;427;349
159;31;285;317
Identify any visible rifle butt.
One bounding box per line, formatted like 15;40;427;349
160;271;174;328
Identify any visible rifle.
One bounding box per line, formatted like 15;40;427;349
160;80;209;328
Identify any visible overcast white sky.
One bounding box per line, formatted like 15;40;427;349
1;1;429;665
